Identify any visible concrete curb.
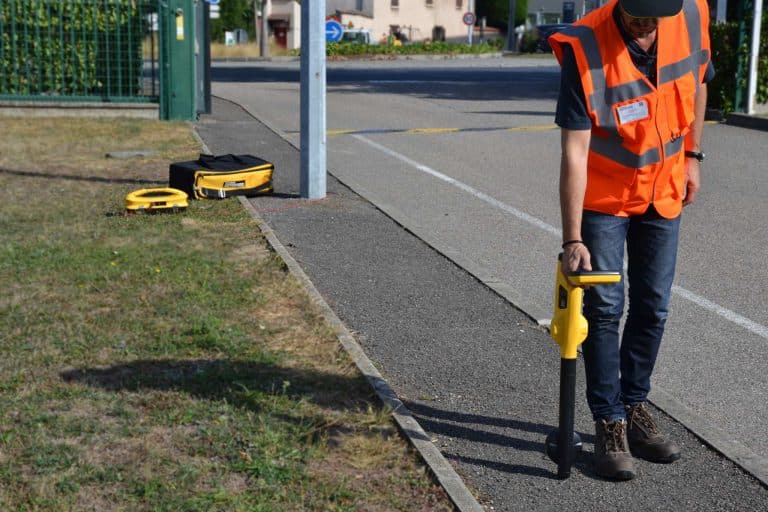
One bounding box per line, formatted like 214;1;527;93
649;387;768;487
190;127;485;512
237;197;485;512
211;52;504;63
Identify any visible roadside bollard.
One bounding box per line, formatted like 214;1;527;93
545;254;621;479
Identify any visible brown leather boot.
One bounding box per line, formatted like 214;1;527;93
594;419;635;480
626;402;681;463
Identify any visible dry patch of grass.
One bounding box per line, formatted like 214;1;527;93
210;42;293;59
0;117;452;511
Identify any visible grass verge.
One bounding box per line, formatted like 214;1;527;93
0;117;452;511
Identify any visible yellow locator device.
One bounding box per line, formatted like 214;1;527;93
125;188;188;213
550;256;621;359
546;253;621;479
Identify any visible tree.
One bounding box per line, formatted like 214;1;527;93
476;0;528;30
475;0;528;32
211;0;255;42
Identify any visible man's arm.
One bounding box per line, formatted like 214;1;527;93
560;128;592;274
683;82;707;206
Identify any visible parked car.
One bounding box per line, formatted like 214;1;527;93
340;28;375;45
535;24;570;53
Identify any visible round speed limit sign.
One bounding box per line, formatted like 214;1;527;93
462;11;476;26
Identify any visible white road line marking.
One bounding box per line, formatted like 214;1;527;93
672;285;768;339
353;134;561;237
353;134;768;341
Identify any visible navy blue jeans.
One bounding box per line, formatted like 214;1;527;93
580;205;681;421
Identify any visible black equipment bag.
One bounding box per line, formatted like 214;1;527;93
169;154;274;199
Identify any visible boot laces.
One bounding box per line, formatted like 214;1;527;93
604;420;629;452
629;403;660;435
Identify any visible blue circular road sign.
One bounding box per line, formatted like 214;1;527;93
326;20;344;43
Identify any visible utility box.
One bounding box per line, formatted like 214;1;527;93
159;0;196;120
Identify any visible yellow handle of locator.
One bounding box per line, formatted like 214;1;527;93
549;256;621;360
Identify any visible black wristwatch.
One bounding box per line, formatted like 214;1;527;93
685;150;706;162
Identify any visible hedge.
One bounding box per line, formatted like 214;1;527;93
0;0;150;100
709;13;768;113
290;39;505;58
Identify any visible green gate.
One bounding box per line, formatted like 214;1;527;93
158;0;196;121
0;0;198;120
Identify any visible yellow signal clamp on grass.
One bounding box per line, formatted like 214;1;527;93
125;187;189;213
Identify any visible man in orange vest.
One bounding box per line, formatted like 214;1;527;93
549;0;713;480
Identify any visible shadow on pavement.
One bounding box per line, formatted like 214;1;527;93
211;66;561;102
406;400;603;480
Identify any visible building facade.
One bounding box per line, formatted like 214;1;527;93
266;0;473;49
526;0;603;25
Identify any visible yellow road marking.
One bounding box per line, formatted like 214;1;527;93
507;124;559;132
405;127;462;134
325;124;560;136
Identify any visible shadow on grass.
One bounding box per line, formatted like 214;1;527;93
0;167;166;186
61;358;374;414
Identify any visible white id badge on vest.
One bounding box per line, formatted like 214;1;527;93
616;100;649;124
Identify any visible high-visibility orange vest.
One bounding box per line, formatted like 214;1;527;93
549;0;710;218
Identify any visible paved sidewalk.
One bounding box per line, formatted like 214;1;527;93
196;97;768;511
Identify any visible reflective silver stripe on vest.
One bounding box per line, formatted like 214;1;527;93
658;51;709;85
665;135;685;158
560;25;615;130
659;0;708;86
560;0;704;168
591;136;661;168
603;79;654;106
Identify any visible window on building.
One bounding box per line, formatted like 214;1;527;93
456;0;463;9
391;0;399;9
426;0;434;7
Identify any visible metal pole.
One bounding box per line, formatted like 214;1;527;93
253;0;259;51
747;0;763;114
557;358;577;479
468;0;474;45
506;0;517;52
734;0;747;111
195;0;205;116
260;0;269;58
300;0;326;199
716;0;728;22
203;0;211;113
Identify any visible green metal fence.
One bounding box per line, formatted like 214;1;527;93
0;0;159;103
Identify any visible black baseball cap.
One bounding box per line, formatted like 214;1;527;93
619;0;683;17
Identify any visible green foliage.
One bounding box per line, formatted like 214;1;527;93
709;22;745;113
476;0;528;30
755;11;768;106
0;0;149;99
708;12;768;113
296;39;504;58
211;0;256;42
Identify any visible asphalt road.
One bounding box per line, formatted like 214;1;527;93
202;57;768;509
